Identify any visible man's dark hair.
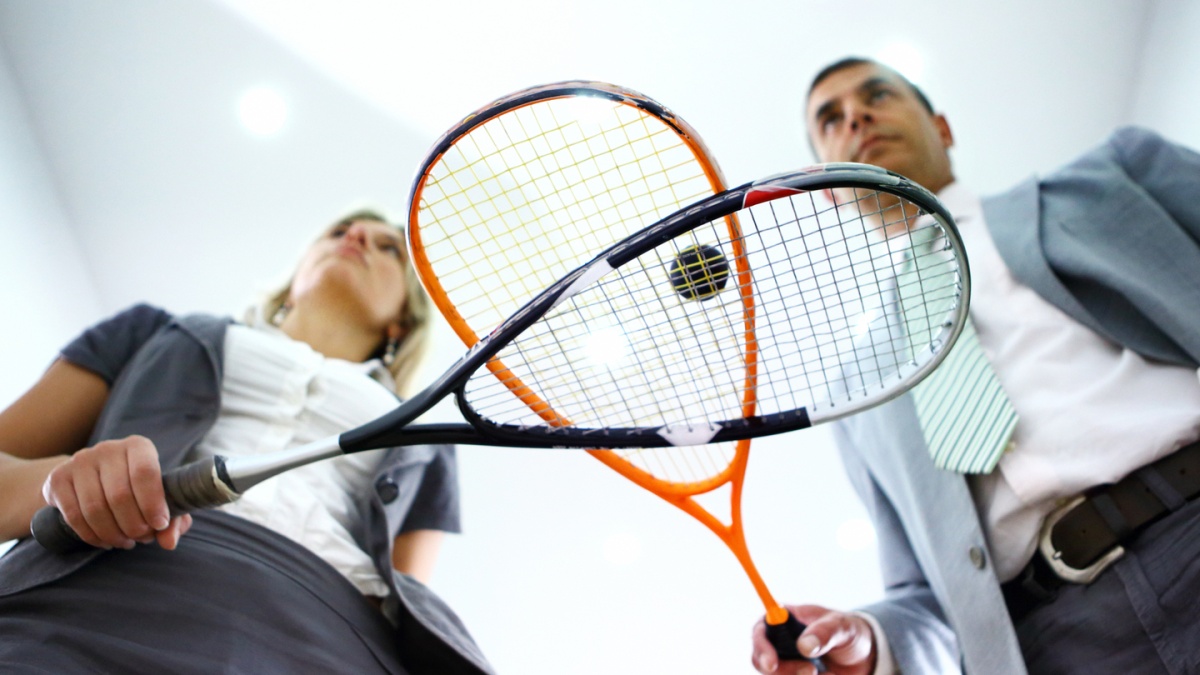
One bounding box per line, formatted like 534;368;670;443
806;56;936;115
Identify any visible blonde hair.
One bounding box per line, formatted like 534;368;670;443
250;209;432;397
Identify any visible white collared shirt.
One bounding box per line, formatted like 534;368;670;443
192;323;401;597
940;181;1200;581
867;182;1200;675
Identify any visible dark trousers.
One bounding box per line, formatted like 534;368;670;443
0;511;409;674
1015;496;1200;674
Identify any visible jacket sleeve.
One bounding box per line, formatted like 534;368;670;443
399;445;462;534
832;421;963;674
59;304;173;384
1108;126;1200;243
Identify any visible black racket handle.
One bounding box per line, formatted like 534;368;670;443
766;612;827;672
30;456;235;554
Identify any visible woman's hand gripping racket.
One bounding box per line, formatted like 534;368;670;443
405;80;822;664
33;165;968;675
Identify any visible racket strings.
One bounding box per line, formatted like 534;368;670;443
416;96;717;335
610;442;739;490
463;186;963;435
489;333;739;488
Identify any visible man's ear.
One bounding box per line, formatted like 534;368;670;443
934;113;954;151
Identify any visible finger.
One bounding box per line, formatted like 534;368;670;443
788;604;834;625
156;513;192;551
43;464;104;549
124;436;170;533
802;612;874;666
750;620;778;673
97;446;153;543
751;617;826;675
72;456;133;549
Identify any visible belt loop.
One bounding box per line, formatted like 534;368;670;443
1089;492;1132;540
1135;464;1187;510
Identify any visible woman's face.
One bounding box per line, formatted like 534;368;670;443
289;217;409;331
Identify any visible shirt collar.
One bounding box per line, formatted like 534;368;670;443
250;318;397;391
936;180;983;226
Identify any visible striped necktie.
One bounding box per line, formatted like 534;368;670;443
900;224;1018;474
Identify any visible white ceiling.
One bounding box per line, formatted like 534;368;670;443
0;0;1166;315
1;1;1194;673
216;0;1156;191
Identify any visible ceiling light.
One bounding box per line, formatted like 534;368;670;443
237;86;288;137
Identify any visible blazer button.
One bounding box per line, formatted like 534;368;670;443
375;476;400;504
968;546;987;570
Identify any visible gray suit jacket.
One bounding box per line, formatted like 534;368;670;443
833;127;1200;674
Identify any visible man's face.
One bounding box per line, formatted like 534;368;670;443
806;63;955;194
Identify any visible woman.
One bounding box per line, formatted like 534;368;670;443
0;211;493;675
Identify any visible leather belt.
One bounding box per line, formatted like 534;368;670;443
1002;439;1200;623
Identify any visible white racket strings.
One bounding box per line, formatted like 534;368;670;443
464;187;963;437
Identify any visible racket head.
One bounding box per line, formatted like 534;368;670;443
458;162;970;446
405;81;786;625
407;81;729;347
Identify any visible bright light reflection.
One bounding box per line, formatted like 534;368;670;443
852;306;882;340
583;324;630;368
237;86;289;137
558;96;614;133
875;41;926;85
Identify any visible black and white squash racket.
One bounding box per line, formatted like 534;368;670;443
33;166;970;661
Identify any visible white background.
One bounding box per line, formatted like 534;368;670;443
1;1;1198;672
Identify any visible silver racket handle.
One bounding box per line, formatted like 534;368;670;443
30;455;239;554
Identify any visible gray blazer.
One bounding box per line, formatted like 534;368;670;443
833;127;1200;674
0;306;494;675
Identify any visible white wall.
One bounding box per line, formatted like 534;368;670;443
1129;0;1200;149
0;43;103;409
0;0;434;320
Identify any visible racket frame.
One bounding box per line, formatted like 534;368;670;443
406;80;729;354
353;163;969;453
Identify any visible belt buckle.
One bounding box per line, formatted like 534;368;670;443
1037;495;1125;584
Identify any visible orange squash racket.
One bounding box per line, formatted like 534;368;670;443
405;81;814;662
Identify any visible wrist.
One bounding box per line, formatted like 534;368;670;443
0;454;71;542
851;611;895;675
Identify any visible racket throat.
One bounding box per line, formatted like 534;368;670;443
222;437;344;493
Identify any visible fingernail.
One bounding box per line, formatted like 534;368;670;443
798;635;821;657
152;516;170;531
120;540;136;550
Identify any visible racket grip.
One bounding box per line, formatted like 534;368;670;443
30;455;237;554
766;612;826;672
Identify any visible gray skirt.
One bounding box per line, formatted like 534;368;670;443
0;511;409;674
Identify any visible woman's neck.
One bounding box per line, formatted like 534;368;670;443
278;304;382;363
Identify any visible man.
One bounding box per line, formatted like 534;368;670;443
750;57;1200;674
